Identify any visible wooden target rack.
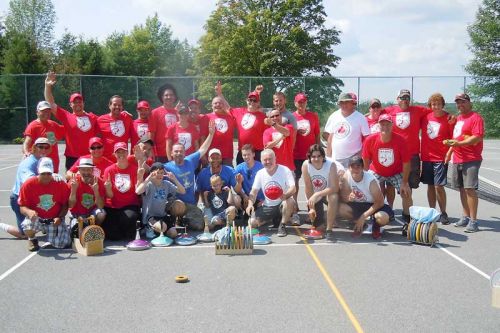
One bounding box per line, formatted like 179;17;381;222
215;224;253;255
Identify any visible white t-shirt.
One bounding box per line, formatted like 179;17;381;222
324;109;370;160
346;170;379;203
306;159;333;193
252;164;295;206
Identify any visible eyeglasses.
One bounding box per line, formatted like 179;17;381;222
36;145;50;150
247;98;258;103
399;96;410;101
90;146;103;150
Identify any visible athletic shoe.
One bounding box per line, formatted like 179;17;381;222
363;222;373;235
402;214;411;224
402;223;408;237
290;213;301;226
439;212;450;225
372;222;382;240
28;238;39;252
464;220;479;233
325;230;334;242
277;223;287;237
454;216;470;227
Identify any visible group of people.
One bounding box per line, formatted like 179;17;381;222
0;71;485;251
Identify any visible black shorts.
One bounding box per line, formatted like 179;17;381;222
421;161;447;186
409;154;421;189
294;159;306;179
346;202;394;220
255;204;282;226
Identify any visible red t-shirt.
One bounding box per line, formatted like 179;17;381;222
55;106;99;157
263;124;295;171
149;106;178;158
383;105;430;156
420;112;454;162
362;133;410;177
131;118;150;146
230;107;267;151
452;112;484;163
207;112;236;160
18;177;70;219
166;123;200;156
97;113;133;159
293;110;320;160
69;154;113;180
103;163;140;208
68;174;106;215
24;119;65;173
189;114;209;138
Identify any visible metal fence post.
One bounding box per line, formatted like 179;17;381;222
135;77;139;103
464;76;467;93
411;77;414;102
24;76;28;126
357;77;360;101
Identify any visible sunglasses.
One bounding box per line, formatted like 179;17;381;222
371;104;381;108
36;144;50;150
90;146;103;150
399;96;410;101
247;98;258;103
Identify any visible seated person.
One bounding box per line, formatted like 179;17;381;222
66;137;112;180
203;175;237;231
338;156;394;239
136;162;185;238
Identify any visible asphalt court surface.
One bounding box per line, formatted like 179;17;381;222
0;142;499;332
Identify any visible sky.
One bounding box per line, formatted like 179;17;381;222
0;0;483;102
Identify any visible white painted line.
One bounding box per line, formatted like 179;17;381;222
0;206;11;208
0;244;48;282
0;190;12;192
0;165;18;172
394;217;490;280
479;175;500;188
481;167;500;174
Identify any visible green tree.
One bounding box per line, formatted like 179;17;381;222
195;0;343;116
465;0;500;137
55;32;105;74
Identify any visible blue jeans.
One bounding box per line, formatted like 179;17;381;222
10;193;25;235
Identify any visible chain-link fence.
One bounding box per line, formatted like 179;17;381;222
0;74;495;141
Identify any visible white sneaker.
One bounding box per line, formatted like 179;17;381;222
290;213;301;226
363;222;373;235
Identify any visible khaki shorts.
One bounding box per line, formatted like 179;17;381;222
450;160;481;189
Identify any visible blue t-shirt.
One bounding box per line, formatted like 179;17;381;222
164;152;200;204
12;155;39;195
235;161;264;201
196;165;237;193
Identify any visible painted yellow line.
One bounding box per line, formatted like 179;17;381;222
294;227;364;333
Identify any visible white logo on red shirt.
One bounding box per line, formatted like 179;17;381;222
164;114;177;127
333;121;351;139
311;175;326;191
178;133;192;150
427;121;440;140
110;120;125;137
241;113;256;130
264;181;283;200
297;119;311;136
395;112;410;129
370;123;380;134
137;124;149;139
76;116;91;132
114;173;131;193
378;148;394;167
453;121;464;139
271;132;284;148
214;118;228;133
93;168;101;178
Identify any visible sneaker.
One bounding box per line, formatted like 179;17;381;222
325;230;334;242
290;213;301;226
454;216;470;227
464;220;479;233
402;214;411;224
363;222;373;235
401;223;408;237
28;238;39;252
439;212;450;225
277;223;287;237
372;222;382;240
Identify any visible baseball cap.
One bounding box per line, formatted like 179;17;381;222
38;157;54;174
398;89;411;98
113;142;128;153
69;93;83;103
369;98;382;108
294;93;308;103
208;148;221;156
188;98;201;106
338;92;358;103
136;100;150;109
34;137;50;145
78;158;94;168
139;137;154;145
150;162;165;172
36;101;52;111
247;91;260;102
88;137;103;148
454;93;470;102
378;114;393;123
348;155;364;167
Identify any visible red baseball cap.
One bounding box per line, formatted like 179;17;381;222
113;142;128;153
88;137;103;148
136;100;150;110
247;91;260;102
378;114;393;123
69;93;84;103
294;93;307;103
188;99;201;106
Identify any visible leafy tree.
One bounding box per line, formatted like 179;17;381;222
195;0;343;117
55;32;105;74
465;0;500;137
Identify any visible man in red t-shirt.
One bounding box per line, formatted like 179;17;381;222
19;157;70;251
365;98;383;134
166;108;200;160
444;93;484;233
97;95;133;161
149;83;179;162
207;95;236;166
67;137;113;180
23;101;65;173
263;109;295;172
131;100;151;147
44;71;99;170
420;93;454;225
362;114;412;234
